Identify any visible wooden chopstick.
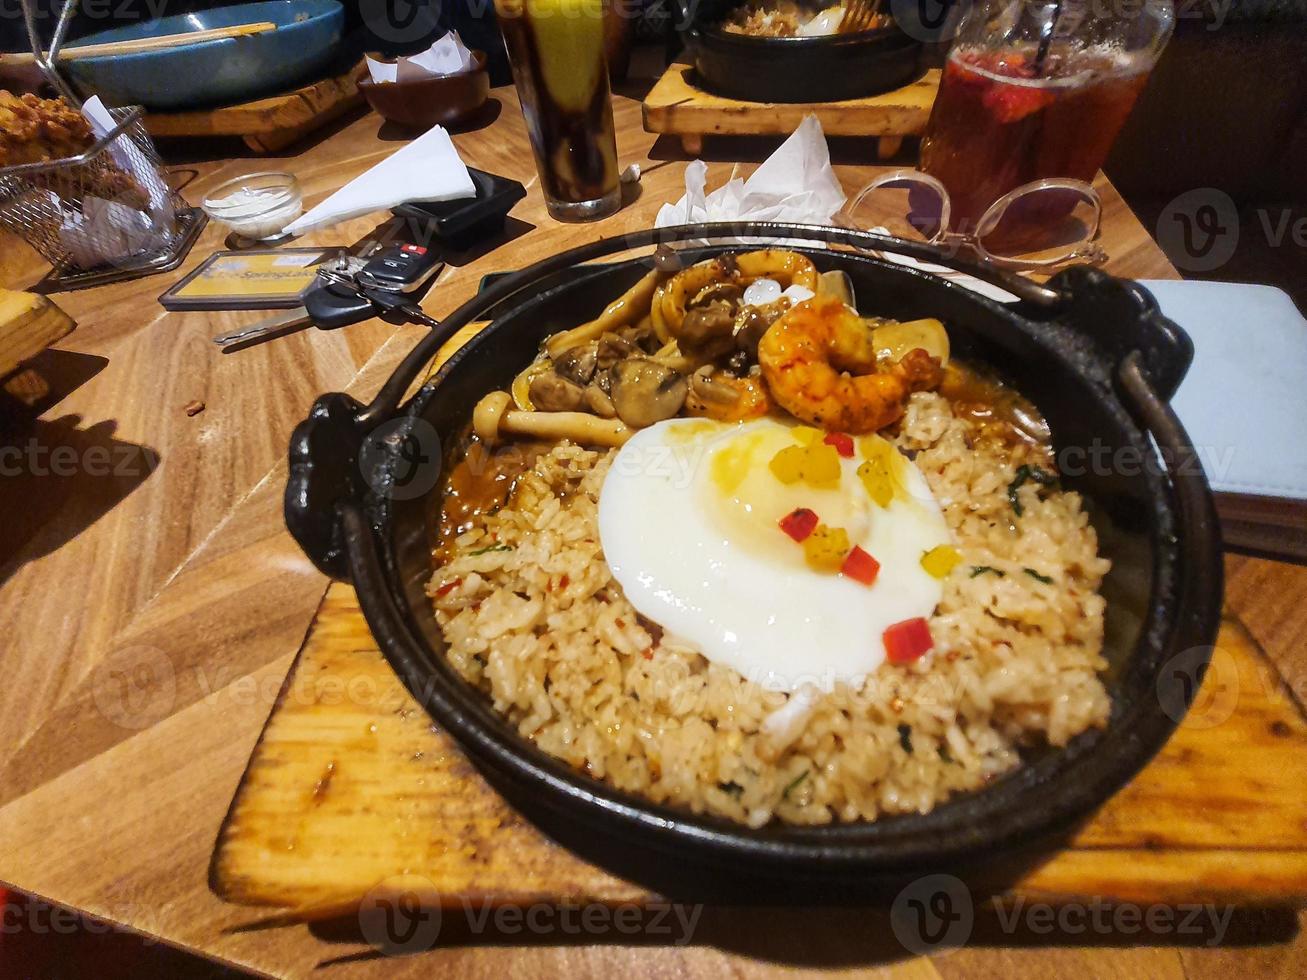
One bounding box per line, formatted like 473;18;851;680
1;21;277;66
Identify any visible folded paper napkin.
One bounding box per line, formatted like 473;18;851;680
81;95;174;222
366;31;476;84
655;115;846;242
284;125;476;236
56;194;163;268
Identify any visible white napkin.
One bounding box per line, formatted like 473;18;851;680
55;193;163;268
655;115;846;242
366;31;476;84
81;95;174;229
284;125;476;236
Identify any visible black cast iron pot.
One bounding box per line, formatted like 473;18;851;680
285;223;1221;896
674;0;925;103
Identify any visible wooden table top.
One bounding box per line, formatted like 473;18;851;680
2;79;1305;979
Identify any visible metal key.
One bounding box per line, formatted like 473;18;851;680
359;282;442;329
213;283;376;353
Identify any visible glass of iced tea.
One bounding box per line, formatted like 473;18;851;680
920;0;1174;243
494;0;621;222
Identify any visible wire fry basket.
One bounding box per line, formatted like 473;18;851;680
3;0;206;290
0;106;205;288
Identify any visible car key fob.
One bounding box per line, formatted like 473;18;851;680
304;281;378;329
357;242;443;294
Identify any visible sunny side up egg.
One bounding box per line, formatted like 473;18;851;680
597;417;951;693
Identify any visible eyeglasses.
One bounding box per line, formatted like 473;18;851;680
844;170;1107;272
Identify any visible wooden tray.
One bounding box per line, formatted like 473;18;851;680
0;288;74;382
642;65;940;159
212;588;1307;916
143;60;366;154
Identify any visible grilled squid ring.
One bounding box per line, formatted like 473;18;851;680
651;250;820;344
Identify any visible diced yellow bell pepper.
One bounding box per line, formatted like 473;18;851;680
803;443;842;488
792;425;822;446
769;444;807;484
856;434;906;507
920;544;962;579
857;459;894;508
803;524;850;572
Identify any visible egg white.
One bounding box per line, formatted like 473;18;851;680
597;417;951;692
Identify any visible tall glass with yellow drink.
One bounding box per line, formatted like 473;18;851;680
495;0;621;222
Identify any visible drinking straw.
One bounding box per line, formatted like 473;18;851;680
1034;0;1063;75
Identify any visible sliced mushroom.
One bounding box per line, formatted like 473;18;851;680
653;244;683;275
678;302;736;361
543;268;663;360
690;366;742;406
610;359;688;428
688;281;742;309
553;342;598;385
596;332;636;369
528;371;586;412
474;391;632;448
733;304;785;357
584;384;618;418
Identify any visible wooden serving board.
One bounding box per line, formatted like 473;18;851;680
210;325;1307;914
212;589;1307;916
0;288;74;382
642;65;940;159
143;60;366;154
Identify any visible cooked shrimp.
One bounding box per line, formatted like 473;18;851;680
758;297;942;433
651;250;820;342
685;368;773;422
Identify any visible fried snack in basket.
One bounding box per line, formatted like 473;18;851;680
0;91;93;166
0;92;150;210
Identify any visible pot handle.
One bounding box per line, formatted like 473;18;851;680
1115;349;1224;645
284;329;470;580
285;393;369;579
1046;265;1194;400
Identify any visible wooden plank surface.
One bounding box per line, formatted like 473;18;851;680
643;65;940;139
1;69;1305;979
212;583;1307;913
143;60;366;151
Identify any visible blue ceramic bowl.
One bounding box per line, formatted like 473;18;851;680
65;0;344;111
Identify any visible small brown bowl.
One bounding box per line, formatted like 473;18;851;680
359;50;490;130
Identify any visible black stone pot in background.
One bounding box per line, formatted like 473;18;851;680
672;0;925;102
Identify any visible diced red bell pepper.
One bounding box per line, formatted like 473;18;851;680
840;545;881;586
434;578;462;598
823;432;855;458
779;507;819;542
884;617;934;664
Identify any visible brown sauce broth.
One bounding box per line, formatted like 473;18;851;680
433;437;550;563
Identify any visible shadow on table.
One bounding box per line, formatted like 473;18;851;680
375;99;504;143
299;903;1298;969
649;133;919;168
0;408;159;584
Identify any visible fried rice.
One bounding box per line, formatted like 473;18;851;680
429;390;1111;827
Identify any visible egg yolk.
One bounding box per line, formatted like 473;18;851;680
702;424;871;567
